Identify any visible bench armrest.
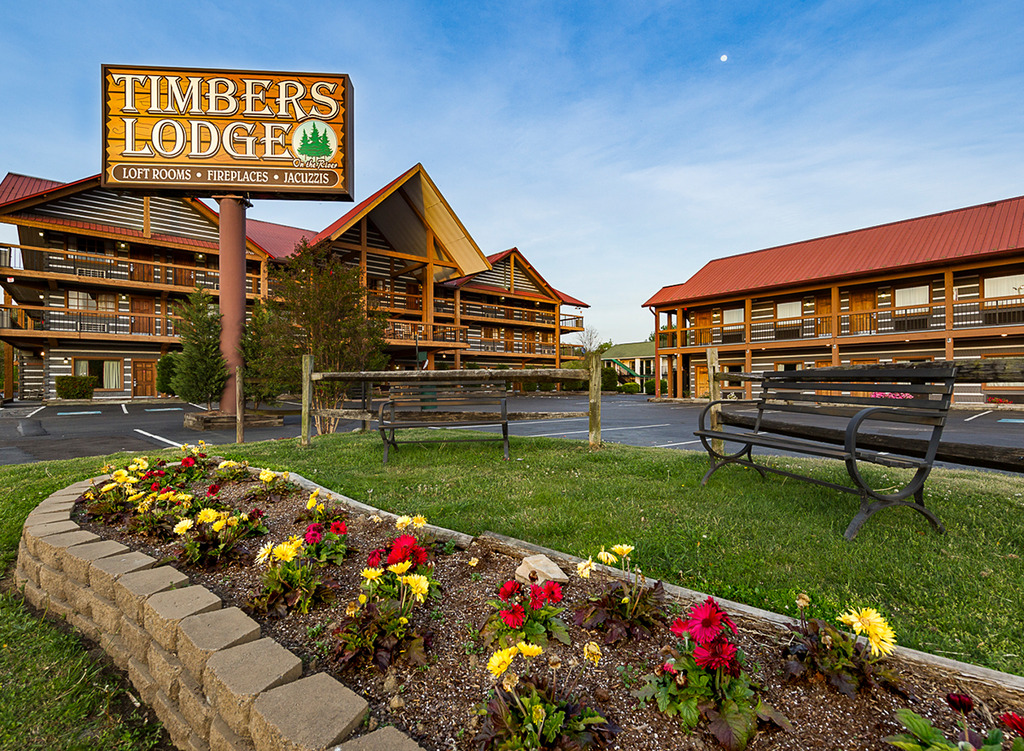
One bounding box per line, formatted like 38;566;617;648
698;399;759;432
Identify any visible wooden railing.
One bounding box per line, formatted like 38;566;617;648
0;303;177;337
460;301;557;326
384;320;469;345
468;337;557;356
560;344;585;359
560;314;584;329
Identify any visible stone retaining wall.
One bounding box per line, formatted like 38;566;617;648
14;480;423;751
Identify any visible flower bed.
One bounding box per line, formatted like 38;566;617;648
29;446;1024;751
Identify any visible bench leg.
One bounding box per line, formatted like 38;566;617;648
380;427;398;465
700;444;767;486
502;422;510;460
844;492;946;541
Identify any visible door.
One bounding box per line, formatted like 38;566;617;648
133;360;157;397
694;365;709;399
130;248;154;283
815;294;832;337
694;310;713;345
815;358;838;396
849;290;876;335
850;357;878;398
172;254;196;288
130;297;155;334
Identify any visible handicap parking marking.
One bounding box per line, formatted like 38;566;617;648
56;410;103;416
144;407;184;412
997;418;1024;423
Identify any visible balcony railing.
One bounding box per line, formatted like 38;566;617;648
468;337;557;356
461;301;556;326
370;290;423;312
560;314;584;329
560;344;585;359
0;303;177;337
385;320;469;345
8;245;263;296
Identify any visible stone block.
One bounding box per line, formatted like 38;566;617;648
115;566;188;624
61;540;130;584
179;669;213;738
25;518;80;539
90;591;124;636
101;632;130;670
148;640;185;702
250;672;368;751
90;551;157;600
120;616;152;663
338;727;425;751
37;562;67;602
128;656;158;706
36;529;99;570
209;716;255;751
24;510;72;528
65;582;95;620
203;638;302;738
69;611;101;643
20;579;48;611
184;732;212;751
15;550;40;587
144;585;221;652
178;607;261;684
154;689;193;747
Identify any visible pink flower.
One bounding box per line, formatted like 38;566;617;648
498;580;520;602
542;581;562;604
500;604;525;629
330;521;347;535
681;597;737;646
249;508;264;521
529;584;545;610
1003;712;1024;735
304;523;323;545
366;548;385;567
206;483;220;497
670;618;688;639
661;661;678;675
693;638;739;673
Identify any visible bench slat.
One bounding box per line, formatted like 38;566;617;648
756;401;947;425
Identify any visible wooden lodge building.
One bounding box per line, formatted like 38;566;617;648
0;164;586;401
643;196;1024;404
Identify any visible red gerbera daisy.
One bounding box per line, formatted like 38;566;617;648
693;638;738;672
411;546;429;565
498;580;521;602
529;584;545;610
180;456;195;468
682;597;737;646
304;524;323;545
393;534;417;549
206;483;220;497
366;548;385;567
670;618;688;639
1002;712;1024;735
542;581;563;604
500;604;525;629
151;481;161;491
330;521;347;536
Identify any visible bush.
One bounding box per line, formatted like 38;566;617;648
619;382;640;394
55;375;97;400
644;379;656;395
601;366;619;391
157;351;180;396
520;381;538;393
538;381;556;392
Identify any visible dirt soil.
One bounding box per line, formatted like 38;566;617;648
71;464;1024;751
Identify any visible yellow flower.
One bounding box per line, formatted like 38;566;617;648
839;607;897;657
487;646;519;678
197;508;219;524
173;518;193;535
611;544;634;558
583;641;602;667
576;557;594;579
401;574;430;602
272;542;298;563
388;561;413;575
217;460;238;470
101;482;118;493
358;594;367;604
127;491;146;503
369;514;383;524
399;617;409;625
124;476;139;485
256;543;273;565
259;469;276;484
345;601;360;617
468;557;479;567
516;641;542;658
796;593;811;610
361;567;384;581
135;499;152;514
212;518;227;532
226;516;239;527
306;489;320;510
502;671;520;692
112;469;129;483
135;458;149;470
621;596;630;605
174;493;193;505
128;463;138;472
395;515;412;530
239;513;249;522
532;704;546;725
281;471;289;481
412;514;427;528
316;503;324;514
597;548;618;566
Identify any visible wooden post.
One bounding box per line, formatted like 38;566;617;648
301;354;313;447
588;351;601;447
360;381;370;433
235;365;244;444
707;347;723;456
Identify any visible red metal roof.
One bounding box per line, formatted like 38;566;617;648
643;195;1024;307
245;217;313;260
0;173;98;207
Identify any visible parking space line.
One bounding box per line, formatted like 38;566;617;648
523;423;672;438
121;404;128;414
134;428;183;448
189;403;208;411
655;439;701;447
26;406;45;418
964;410;991;422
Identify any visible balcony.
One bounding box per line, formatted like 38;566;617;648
467;337;557;356
560;344;585;359
6;245;263;296
385;320;469;346
461;301;557;326
560;314;584;330
0;303;178;340
369;290;423;313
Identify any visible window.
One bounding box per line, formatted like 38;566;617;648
68;290;116;311
776;301;801;319
722;307;744;325
73;358;123;389
983;273;1024;299
895;285;929;308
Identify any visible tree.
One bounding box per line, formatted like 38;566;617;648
156;351;180;395
267;240;387;433
171;289;228;410
576;327;613;355
239;299;295;409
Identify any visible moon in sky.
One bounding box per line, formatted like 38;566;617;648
720;54;728;62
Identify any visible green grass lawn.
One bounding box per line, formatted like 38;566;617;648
1;431;1022;746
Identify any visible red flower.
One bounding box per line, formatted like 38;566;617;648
411;546;428;566
946;693;973;714
206;483;220;497
304;523;323;545
393;534;417;549
387;546;409;565
693;638;739;673
542;581;562;604
681;597;737;646
1002;712;1024;735
661;661;678;675
670;618;688;639
366;548;385;567
249;508;264;521
151;481;161;491
180;456;196;468
500;604;525;629
330;521;347;536
498;580;521;602
529;584;545;610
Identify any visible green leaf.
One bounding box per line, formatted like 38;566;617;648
707;700;757;751
756;699;793;732
895;709;950;746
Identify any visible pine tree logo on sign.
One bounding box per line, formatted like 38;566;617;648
292;120;337;165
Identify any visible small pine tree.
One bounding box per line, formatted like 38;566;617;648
240;300;297;408
171;289;228;410
156;351;180;395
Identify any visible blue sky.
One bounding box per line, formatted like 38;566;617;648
3;1;1024;343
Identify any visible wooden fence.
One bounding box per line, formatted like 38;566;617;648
299;353;603;448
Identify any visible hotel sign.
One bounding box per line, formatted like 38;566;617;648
101;65;353;200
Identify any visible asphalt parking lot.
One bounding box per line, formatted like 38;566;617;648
1;394;1021;469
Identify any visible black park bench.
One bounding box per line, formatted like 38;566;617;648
694;364;958;540
378;381;509;464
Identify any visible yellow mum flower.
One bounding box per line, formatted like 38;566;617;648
135;458;149;471
583;641;602;667
468;557;479;567
345;602;360;617
611;544;634;558
217;460;238;470
124;476;139;485
272;542;298;563
487;646;519;678
281;471;289;481
173;518;194;535
256;543;273;565
128;463;138;472
516;642;543;658
101;482;118;493
576;557;594;579
197;508;219;524
212;519;227;532
361;567;384;581
597;548;618;566
369;514;383;524
400;574;430;602
259;469;276;484
127;491;146;503
388;561;413;575
412;515;427;528
839;607;897;657
358;594;367;604
316;503;324;514
395;515;412;530
112;469;129;483
174;493;193;504
226;516;239;527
